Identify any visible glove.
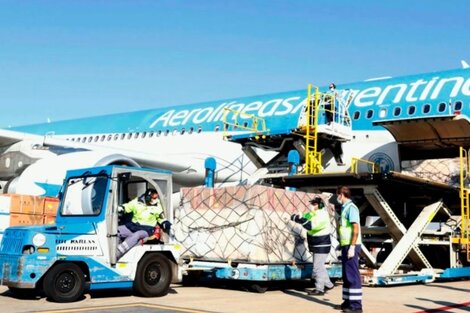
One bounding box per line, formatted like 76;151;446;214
117;205;124;213
290;214;299;222
347;245;356;259
161;220;172;232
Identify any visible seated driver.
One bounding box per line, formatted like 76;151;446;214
117;188;171;259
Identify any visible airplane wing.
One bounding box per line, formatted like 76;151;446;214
0;127;194;172
0;128;43;147
0;128;237;186
42;136;195;172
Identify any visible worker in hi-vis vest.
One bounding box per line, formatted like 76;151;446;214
291;196;334;296
117;189;171;259
336;186;362;313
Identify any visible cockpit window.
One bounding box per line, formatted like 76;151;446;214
61;175;108;216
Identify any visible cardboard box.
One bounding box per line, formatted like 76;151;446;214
9;213;43;227
9;195;45;215
43;197;60;215
43;214;56;225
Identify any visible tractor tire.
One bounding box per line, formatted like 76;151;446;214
43;263;86;302
134;253;172;297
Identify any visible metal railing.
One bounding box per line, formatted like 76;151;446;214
222;107;268;138
350;157;380;174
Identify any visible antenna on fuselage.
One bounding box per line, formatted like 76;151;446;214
461;60;470;69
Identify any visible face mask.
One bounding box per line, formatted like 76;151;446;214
149;198;158;205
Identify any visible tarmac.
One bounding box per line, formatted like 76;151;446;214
0;280;469;313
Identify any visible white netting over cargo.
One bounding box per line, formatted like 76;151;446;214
401;158;460;186
174;185;339;264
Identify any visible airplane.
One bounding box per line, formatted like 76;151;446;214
1;66;470;197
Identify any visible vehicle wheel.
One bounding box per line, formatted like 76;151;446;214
134;253;172;297
43;263;85;302
249;283;268;293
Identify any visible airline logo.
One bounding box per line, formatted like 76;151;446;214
350;75;470;107
150;97;307;128
149;73;470;129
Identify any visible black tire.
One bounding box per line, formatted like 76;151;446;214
134;254;172;297
43;263;85;303
249;283;268;293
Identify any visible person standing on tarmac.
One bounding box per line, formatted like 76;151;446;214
117;189;172;259
336;186;363;313
291;196;335;295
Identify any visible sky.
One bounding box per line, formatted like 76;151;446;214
0;0;469;128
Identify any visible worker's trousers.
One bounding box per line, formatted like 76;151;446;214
312;252;334;292
117;225;148;259
341;245;362;310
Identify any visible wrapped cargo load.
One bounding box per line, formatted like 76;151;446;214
174;185;339;264
401;158;460;186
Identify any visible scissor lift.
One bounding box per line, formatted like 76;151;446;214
267;169;469;286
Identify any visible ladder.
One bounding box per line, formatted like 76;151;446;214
304;84;322;174
458;147;470;261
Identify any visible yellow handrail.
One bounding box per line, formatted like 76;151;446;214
350;157;380;174
222;107;268;138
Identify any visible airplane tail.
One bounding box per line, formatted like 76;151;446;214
461;60;470;69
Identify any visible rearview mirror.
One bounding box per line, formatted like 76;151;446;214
118;172;132;182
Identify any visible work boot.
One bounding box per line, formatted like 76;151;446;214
342;308;362;313
333;303;347;310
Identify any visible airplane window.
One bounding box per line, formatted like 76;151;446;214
353;111;360;120
438;102;447;113
149;131;154;138
107;134;112;141
141;132;147;138
379;108;387;118
408;106;416;115
127;133;132;139
120;133;125;140
197;126;202;133
113;134;119;140
157;130;162;137
172;129;178;135
423;104;431;114
454;101;463;111
134;132;139;139
101;135;106;141
215;125;220;132
165;129;169;136
82;137;87;143
243;122;248;128
189;127;194;134
181;128;186;135
366;110;374;119
94;136;99;142
393;107;401;116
